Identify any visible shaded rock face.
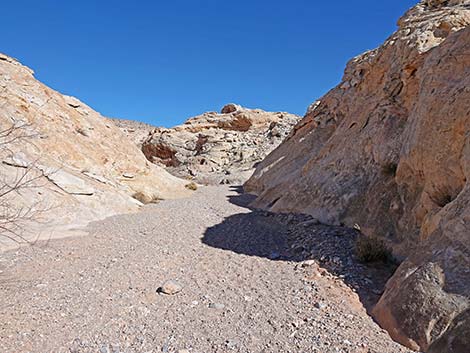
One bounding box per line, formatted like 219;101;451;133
428;308;470;353
0;53;189;248
245;1;470;351
142;105;301;184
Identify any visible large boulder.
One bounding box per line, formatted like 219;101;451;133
220;103;242;114
142;106;301;184
245;1;470;351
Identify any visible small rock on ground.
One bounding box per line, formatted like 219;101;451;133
158;280;183;295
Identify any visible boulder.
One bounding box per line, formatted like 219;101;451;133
428;309;470;353
220;103;241;114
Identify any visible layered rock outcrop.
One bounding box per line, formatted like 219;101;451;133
245;1;470;351
142;105;300;184
0;53;189;248
109;117;156;147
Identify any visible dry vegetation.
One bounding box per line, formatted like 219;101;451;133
0;123;46;242
355;234;393;263
185;182;198;191
132;191;161;205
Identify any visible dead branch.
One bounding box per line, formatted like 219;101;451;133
0;121;48;243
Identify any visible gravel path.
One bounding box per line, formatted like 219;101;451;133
0;186;412;353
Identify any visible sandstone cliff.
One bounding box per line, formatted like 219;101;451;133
142;104;300;184
245;1;470;351
0;53;189;248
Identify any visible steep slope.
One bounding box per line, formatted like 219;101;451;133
245;0;470;351
0;53;189;248
142;104;301;184
109;117;156;147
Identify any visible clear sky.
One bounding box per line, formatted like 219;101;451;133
4;0;418;127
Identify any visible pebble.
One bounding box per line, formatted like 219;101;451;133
226;339;239;349
158;280;183;295
301;259;317;267
314;302;327;310
301;219;320;227
208;302;225;310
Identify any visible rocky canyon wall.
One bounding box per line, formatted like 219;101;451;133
0;53;190;248
245;1;470;351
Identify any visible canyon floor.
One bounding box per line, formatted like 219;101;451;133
0;186;413;353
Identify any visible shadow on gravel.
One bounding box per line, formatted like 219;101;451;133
202;185;399;312
225;185;257;208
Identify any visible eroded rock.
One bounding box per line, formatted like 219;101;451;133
141;106;301;184
245;1;470;350
0;53;189;247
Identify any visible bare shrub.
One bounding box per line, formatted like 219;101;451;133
0;122;47;243
185;182;198;191
355;234;393;263
132;191;161;204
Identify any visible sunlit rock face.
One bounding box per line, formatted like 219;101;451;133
0;53;189;247
142;104;301;185
245;1;470;350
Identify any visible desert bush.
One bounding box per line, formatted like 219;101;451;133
132;192;161;204
355;234;393;263
0;122;46;242
185;182;198;191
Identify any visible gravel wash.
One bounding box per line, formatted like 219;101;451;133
0;186;413;353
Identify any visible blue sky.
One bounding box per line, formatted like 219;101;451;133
3;1;417;127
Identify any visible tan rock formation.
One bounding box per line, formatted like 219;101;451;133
142;104;301;184
245;1;470;351
0;53;189;249
109;117;156;147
